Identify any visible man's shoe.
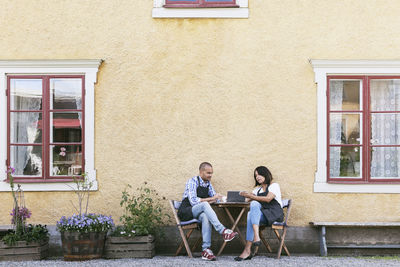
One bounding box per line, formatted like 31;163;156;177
202;248;216;261
222;229;238;242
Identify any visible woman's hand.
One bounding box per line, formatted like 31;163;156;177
239;191;253;199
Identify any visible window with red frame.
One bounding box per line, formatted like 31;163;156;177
7;76;84;183
164;0;238;8
328;76;400;183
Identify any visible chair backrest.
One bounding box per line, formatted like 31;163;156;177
169;199;182;225
173;200;182;210
282;199;292;225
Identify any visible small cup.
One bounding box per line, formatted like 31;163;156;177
222;196;227;203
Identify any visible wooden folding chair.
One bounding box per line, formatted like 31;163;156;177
258;199;293;259
169;200;202;258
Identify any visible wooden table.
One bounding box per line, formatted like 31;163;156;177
213;202;249;256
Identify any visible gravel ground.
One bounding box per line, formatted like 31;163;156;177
1;256;400;267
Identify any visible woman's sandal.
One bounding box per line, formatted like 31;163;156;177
251;241;261;257
234;255;252;261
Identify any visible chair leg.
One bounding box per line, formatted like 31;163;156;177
273;228;290;259
281;228;290;256
176;227;194;257
191;236;202;252
259;230;273;253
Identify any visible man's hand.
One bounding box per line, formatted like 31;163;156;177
201;193;223;203
213;193;223;200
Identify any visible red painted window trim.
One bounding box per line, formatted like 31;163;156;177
327;75;400;184
6;75;85;183
164;0;238;8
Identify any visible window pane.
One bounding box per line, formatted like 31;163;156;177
329;80;361;111
329;146;361;178
10;145;42;176
10;112;42;144
50;112;82;143
50;78;82;110
370;80;400;111
370;147;400;179
329;114;360;144
10;79;42;110
371;114;400;145
51;145;82;176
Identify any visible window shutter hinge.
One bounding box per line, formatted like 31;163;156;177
5;90;7;96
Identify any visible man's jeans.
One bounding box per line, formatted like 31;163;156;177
192;202;225;250
246;201;268;241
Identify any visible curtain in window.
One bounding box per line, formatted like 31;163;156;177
329;81;343;177
11;99;42;175
370;80;400;178
75;96;82;127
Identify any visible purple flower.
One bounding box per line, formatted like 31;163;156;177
59;151;66;157
10;207;31;224
6;166;15;175
56;214;114;233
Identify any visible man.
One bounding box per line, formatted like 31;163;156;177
178;162;238;261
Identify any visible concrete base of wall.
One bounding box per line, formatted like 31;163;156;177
15;225;400;257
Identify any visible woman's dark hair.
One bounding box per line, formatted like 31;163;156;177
254;166;273;186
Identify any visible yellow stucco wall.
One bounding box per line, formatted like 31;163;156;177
1;1;400;227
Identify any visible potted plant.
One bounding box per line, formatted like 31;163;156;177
105;182;169;259
0;167;49;261
56;174;114;261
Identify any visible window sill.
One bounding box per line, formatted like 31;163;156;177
0;179;98;192
314;182;400;193
152;7;248;18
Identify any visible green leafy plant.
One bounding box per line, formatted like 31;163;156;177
114;182;169;237
2;224;49;246
1;166;49;246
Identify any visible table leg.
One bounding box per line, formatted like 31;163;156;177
217;207;247;256
226;207;246;246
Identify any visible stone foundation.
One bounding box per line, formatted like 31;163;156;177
33;225;400;257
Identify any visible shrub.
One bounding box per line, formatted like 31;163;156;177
114;183;169;237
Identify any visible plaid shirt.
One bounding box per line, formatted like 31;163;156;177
182;176;217;206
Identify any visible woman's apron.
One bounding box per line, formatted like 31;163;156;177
257;186;284;226
178;176;210;221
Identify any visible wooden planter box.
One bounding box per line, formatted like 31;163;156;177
105;235;155;259
0;240;49;261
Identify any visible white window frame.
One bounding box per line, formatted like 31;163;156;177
311;59;400;193
152;0;249;18
0;60;102;191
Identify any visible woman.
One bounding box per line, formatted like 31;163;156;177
234;166;284;261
